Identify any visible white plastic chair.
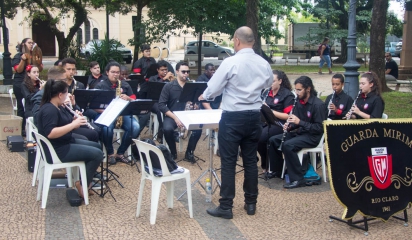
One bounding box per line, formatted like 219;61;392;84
281;134;327;183
27;117;41;187
148;112;159;136
33;132;89;208
26;115;34;142
133;139;193;225
382;113;388;119
8;88;17;115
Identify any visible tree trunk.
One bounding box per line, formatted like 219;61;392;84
369;0;391;92
132;5;144;64
246;0;261;55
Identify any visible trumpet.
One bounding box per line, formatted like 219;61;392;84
327;90;335;116
278;95;298;150
36;77;46;85
346;90;362;120
63;104;94;129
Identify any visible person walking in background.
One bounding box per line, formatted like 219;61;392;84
318;37;332;75
200;26;273;219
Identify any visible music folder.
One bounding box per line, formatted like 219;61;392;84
73;89;115;110
95;97;129;127
128;74;145;84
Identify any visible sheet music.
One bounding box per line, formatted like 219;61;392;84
95;97;129;127
174;109;222;130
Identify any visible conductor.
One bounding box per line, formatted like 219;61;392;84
199;26;273;219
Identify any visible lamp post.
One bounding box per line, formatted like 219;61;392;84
1;0;13;85
343;0;360;99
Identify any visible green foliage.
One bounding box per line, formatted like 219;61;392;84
381;91;412;118
86;35;125;74
386;11;403;37
67;40;89;71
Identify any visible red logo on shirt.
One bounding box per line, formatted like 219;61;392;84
274;98;279;104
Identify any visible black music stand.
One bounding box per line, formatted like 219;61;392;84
260;104;283;188
74;76;89;88
127;80;139;96
147;82;167;100
119;99;155;171
128;74;145;83
73;89;115;110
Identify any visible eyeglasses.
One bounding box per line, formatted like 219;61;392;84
109;71;120;74
181;70;190;74
385;55;390;57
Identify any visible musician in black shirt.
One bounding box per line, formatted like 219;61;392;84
87;61;107;89
324;74;353;120
62;58;85;94
132;44;157;99
345;71;385;119
268;76;326;188
197;63;222;110
258;70;294;173
158;62;202;161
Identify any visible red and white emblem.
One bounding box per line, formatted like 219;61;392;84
339;104;344;109
364;103;369;109
367;147;392;189
274;98;279;104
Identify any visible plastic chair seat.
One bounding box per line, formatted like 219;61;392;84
33;132;89;208
133;139;193;224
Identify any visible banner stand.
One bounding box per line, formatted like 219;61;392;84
329;208;408;235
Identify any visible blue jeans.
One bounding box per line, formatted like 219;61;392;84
319;55;331;68
60;139;103;186
100;115;140;155
218;111;261;209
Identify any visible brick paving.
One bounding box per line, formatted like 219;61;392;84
0;74;411;239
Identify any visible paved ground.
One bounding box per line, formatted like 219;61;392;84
1;76;411;239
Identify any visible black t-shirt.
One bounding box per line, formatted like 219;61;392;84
385;59;398;79
354;92;385;119
68;79;85;94
261;87;295;123
158;80;187;114
324;90;354;120
21;82;41;118
132;57;157;78
12;52;26;83
289;95;326;135
95;78;134;97
37;103;74;162
196;73;210;83
87;74;107;89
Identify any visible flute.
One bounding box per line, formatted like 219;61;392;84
327;90;335;116
36;77;46;85
278;95;298;150
63;104;94;129
346;90;362;120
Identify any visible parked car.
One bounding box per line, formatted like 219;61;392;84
185;40;234;57
394;41;402;58
385;42;398;57
81;39;133;64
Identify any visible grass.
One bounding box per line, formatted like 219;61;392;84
271;64;370;74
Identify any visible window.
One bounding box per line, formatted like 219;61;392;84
85;20;90;43
93;28;98;39
77;28;83;45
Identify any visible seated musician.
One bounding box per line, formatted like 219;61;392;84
324;74;353;120
36;79;103;198
87;61;107;89
132;44;157;99
197;63;222;110
345;71;385;120
120;65;131;81
268;76;326;189
22;65;44;118
147;60;173;142
62;58;85;93
158;62;202;162
94;62;140;165
258;70;294;175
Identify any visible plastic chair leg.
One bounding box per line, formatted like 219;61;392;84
66;167;73;188
41;167;53;208
79;165;89;205
136;177;146;217
320;152;327;182
186;175;193;218
36;166;44;201
150;181;163;224
32;152;42;187
165;181;174;209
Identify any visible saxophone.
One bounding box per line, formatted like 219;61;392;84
115;79;123;128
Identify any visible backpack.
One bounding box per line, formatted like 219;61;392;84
317;44;323;56
140;138;178;176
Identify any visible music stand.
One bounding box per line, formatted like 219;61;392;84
128;74;145;83
127;80;139;96
73;89;115;110
119;99;156;171
178;82;208;104
74;76;88;88
147;82;167;100
260;104;283;188
174;110;222;200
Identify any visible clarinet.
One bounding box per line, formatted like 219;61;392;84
64;104;95;129
346;90;362;120
278;96;298;150
327;90;335;116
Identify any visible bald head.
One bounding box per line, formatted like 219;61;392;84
234;26;255;45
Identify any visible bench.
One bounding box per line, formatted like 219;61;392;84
387;79;412;91
356;53;370;67
282;53;307;65
184;54;204;67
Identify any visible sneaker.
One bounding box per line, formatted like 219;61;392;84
116;155;131;164
108;155;116;165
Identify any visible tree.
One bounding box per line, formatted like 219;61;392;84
369;0;391;92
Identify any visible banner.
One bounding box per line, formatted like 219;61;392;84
324;119;412;221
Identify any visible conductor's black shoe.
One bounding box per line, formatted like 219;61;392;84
206;206;233;219
266;171;281;179
185;150;195;163
244;204;256;215
283;179;306;189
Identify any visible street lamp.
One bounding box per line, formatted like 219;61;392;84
343;0;361;99
1;0;13;85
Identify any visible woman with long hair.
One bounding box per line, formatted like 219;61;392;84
345;71;385;119
36;79;103;199
318;37;332;75
21;65;43;118
12;38;43;135
258;70;295;174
